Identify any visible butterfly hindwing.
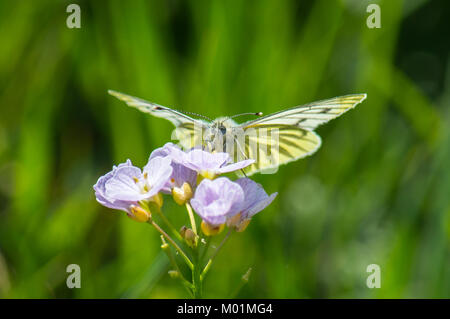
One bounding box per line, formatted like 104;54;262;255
234;125;321;176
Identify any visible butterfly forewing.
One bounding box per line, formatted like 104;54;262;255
242;94;367;130
108;90;208;149
108;90;206;129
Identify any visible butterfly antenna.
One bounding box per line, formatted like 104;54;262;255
155;105;211;121
230;112;263;119
180;110;212;121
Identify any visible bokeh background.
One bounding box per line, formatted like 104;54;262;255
0;0;449;298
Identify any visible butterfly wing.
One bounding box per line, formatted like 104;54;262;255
108;90;207;150
243;94;367;130
234;94;366;175
232;125;321;176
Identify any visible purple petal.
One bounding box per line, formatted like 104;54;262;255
104;166;147;201
149;143;197;191
183;149;229;171
143;156;173;197
190;177;244;226
218;159;255;174
235;178;277;218
93;160;138;212
171;163;197;188
149;143;186;164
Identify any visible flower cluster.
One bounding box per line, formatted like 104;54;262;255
94;143;277;235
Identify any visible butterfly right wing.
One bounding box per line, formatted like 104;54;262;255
241;94;367;130
233;94;366;175
232;124;321;176
108;90;207;150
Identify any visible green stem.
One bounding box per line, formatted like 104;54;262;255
185;202;197;235
160;236;194;298
229;267;252;298
156;207;183;241
200;230;233;281
149;220;193;270
192;249;203;298
160;236;191;285
200;237;211;262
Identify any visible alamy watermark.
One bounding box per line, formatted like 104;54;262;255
366;4;381;29
366;264;381;288
66;264;81;288
66;4;81;29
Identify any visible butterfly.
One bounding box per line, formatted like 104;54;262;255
108;90;367;176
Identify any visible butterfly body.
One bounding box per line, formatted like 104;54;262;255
108;90;367;176
202;117;238;152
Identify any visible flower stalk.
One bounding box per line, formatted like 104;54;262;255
201;230;233;280
185;202;197;236
148;219;193;270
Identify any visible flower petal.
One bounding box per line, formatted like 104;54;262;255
190;177;244;226
235;178;277;218
183;149;229;171
149;142;186;163
104;166;147;201
93;159;139;212
218;159;255;174
143;156;173;197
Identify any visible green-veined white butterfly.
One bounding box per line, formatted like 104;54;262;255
108;90;367;176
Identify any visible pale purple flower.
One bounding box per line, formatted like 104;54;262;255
93;156;173;213
233;178;277;219
190;177;244;226
93;160;138;212
149;143;197;191
181;149;254;178
149;142;186;163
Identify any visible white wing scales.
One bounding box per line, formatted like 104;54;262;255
108;90;207;150
234;93;367;175
108;90;205;128
241;94;367;130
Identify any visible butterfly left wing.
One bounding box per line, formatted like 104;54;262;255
233;94;366;175
108;90;207;150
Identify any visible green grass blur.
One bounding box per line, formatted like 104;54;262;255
0;0;449;298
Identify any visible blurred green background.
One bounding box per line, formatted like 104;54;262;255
0;0;449;298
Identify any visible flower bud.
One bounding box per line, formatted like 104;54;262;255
150;193;164;209
160;236;169;250
242;267;252;282
168;270;180;279
172;182;193;206
179;225;188;238
129;205;151;223
201;220;225;236
183;228;197;248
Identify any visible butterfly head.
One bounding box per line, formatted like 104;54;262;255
208;117;235;138
201;117;236;152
